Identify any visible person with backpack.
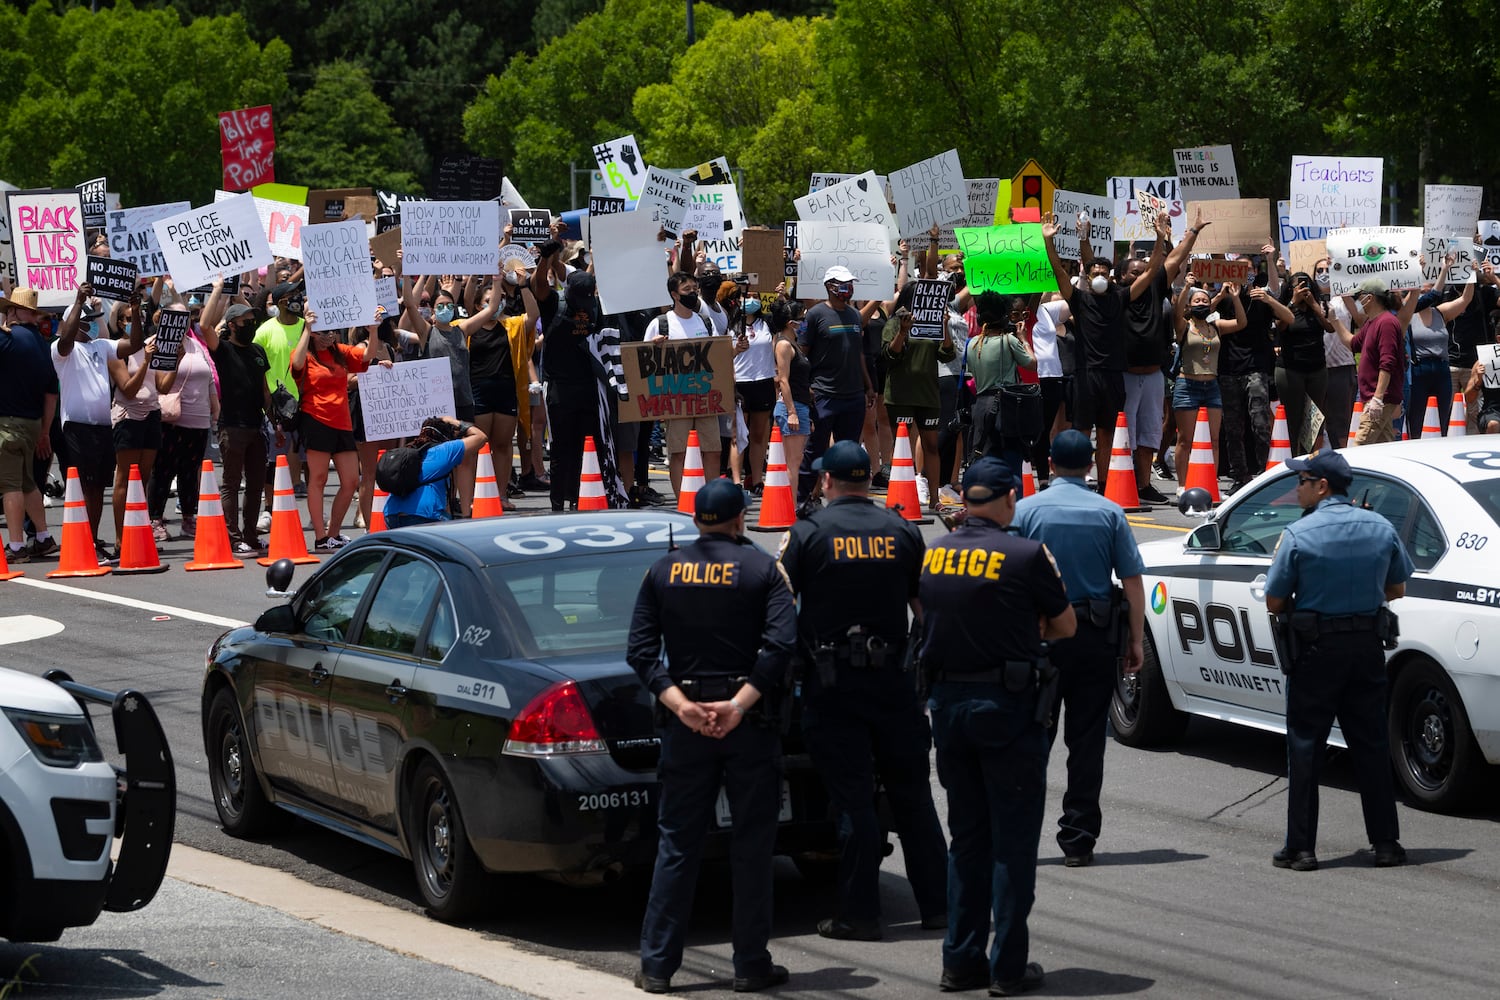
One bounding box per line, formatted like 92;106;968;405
379;417;488;527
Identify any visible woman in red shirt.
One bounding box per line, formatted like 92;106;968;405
292;317;392;550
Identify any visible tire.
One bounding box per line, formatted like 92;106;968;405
793;856;840;886
206;687;279;837
1109;629;1189;747
406;759;490;922
1389;659;1484;812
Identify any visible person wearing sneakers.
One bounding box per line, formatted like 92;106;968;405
798;265;877;514
1013;429;1145;870
380;417;488;527
653;272;724;499
212;304;271;554
779;441;947;942
883;284;959;514
0;287;60;564
254;281;310;510
1265;449;1411;872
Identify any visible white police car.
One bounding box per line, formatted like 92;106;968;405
1112;437;1500;812
0;668;175;942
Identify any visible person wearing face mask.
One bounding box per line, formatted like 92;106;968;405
254;281;310;507
726;282;775;496
652;272;723;497
544;270;612;511
1170;277;1244;489
797;266;877;515
697;264;736;469
211;303;272;554
1344;280;1419;446
1445;255;1500;434
0;287;61;563
51;282;145;561
468;274;540;512
149;302;221;543
1405;263;1474;439
1317;258;1359;448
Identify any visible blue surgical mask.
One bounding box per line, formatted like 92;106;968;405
80;320;98;340
434;304;455;324
744;299;761;316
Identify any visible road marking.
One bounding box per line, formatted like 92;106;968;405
1127;518;1192;533
0;614;65;645
10;578;250;630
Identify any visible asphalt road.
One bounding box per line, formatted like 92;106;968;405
4;477;1500;998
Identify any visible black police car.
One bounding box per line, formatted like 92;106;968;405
201;512;838;921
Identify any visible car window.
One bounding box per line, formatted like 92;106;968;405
485;550;658;655
1406;502;1446;571
1347;473;1415;534
1217;473;1301;555
300;550;387;644
358;555;442;656
1463;479;1500;531
426;593;457;660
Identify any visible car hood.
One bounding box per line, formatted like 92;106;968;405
0;666;82;717
1138;535;1192;568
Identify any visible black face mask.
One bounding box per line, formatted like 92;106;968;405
231;322;255;342
678;292;701;311
699;276;723;298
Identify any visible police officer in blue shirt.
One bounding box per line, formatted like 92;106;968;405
1013;429;1146;867
626;478;798;994
920;457;1075;996
1265;450;1412;871
779;440;947;941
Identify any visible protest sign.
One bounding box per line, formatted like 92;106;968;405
105;202;191;277
1278;198;1328;249
593;134;645;201
1174;145;1239;201
1189;257;1252;285
78;177;108;230
693;183;748;270
308;187;376;224
783;221;798;279
500;177;528;211
87;255;138;301
591;209;673;314
508;209;552;244
1289;156;1382;228
795;221;895;298
636;166;694;235
1109;176;1186;242
810;172;893;202
909;279;950;340
1051;189;1113;260
215;191;308;259
1287;239;1327;277
253;183;308;206
1424;184;1483;237
619;337;734;423
1324;226;1424;296
1478;220;1500;266
6;189;88;307
358;359;456;440
374;275;400;318
890;148;967;238
433;155;502;202
682;157;734;187
400;201;501;275
301;220;378;331
148;308;192;372
153;194;273;292
1421;233;1481;285
681;198;724;239
219;106;275;190
953;224;1056;295
1184;199;1270;254
739;228;784;293
937;177;1003;250
589;196;627;217
1479;343;1500;390
795;171;898;251
0;184;13;285
370;226;402;273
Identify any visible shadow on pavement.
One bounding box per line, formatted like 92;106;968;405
1039;848;1209;867
1315;846;1474;870
1039;966;1155;996
0;946;218;998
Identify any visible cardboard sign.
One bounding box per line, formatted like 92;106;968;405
87;255;138;302
1424;184;1483;237
593;134;646;201
1174;145;1239;201
795;221;896;297
909;279;950;340
637;166;694;235
591;209;673;314
374;275;400;318
619;337;735;422
148;308;192;372
1051;189;1113;260
358;358;456;440
1289;156;1382;228
370;226;402;274
433;155;502;202
1183;199;1270;254
1109;176;1186;242
1324;226;1425;296
219;105;275;190
795;171;899;251
890;148;967;239
1189;257;1252;285
1287;239;1327;277
508;209;552;244
6;189;88;307
953;225;1056;295
153;194;274;292
400;201;501;276
308;187;376;224
302;220;378;331
78;177;108;230
1479;343;1500;390
105;202;191;278
739;228;785;293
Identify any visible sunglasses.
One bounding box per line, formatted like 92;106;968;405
1297;475;1321;485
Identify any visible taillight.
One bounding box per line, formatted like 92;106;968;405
502;681;607;757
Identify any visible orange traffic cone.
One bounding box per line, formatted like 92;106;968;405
676;430;706;514
1266;404;1292;470
186;461;244;571
1021;460;1037;497
886;423;930;522
750;427;796;531
472;444;504;518
0;539;21;581
1347;400;1364;446
1420;395;1442;439
116;465;168;574
48;468;110;578
1450;393;1468;438
1182;407;1220;503
1103;414;1143;511
578;437;609;511
368;450;389;532
258;455;319;567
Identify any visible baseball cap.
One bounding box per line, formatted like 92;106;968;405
270;280;304;301
1354;277;1387;296
812;440;871;482
694;478;747;524
823;265;855;284
225;303;256;322
1285;450;1353;491
961;457;1017;502
1049;429;1093;471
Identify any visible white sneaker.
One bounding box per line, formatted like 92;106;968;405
938;484;961;505
915;474;930;505
257;510;273;533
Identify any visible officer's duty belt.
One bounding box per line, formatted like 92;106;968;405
933;662;1038;684
677;674;749;701
1316;614;1379;634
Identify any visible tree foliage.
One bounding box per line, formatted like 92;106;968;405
276;61;424;192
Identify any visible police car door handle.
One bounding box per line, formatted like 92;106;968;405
385;681;409;702
1250;574;1267;601
310;663;329;686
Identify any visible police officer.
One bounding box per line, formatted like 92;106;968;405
921;457;1075;996
778;440;947;941
1013;428;1146;867
1265;450;1412;871
626;478;797;994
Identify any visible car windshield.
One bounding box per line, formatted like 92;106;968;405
485;550;659;656
1464;479;1500;530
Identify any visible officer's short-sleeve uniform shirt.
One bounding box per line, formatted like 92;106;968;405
1013;477;1145;600
1265;496;1414;615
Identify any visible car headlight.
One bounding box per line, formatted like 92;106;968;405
3;708;104;768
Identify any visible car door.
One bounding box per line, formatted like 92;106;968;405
327;552;448;831
251;548;387;808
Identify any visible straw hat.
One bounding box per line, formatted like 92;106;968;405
0;287;41;312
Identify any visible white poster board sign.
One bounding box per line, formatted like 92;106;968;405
106;202;191;277
5;189;88;307
152;194;273;292
374;275;400;318
302;220;378;331
499;176;529;211
1324;226;1424;296
1107;175;1186;242
636;166;693;235
1423;184;1483;238
889;148;967;239
691;183;747;269
681;198;724;239
795;221;895;298
1478;220;1500;267
591;209;673;315
1421;233;1481;285
1289;156;1382;228
593;134;646;202
938;178;1003;251
1051;189;1113;260
1174;145;1239;201
400;201;501;275
1479;343;1500;390
357;358;456;441
795;171;899;250
1278;198;1328;250
215;191;309;260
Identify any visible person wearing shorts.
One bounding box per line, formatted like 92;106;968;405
656;273;723;498
0;287;59;561
1172;280;1245;489
883;284;957;513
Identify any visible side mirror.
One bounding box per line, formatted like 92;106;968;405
265;558;296;598
254;603;298;634
1186;521;1222;551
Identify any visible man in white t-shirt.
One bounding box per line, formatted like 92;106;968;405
52;282;144;557
653;272;724;497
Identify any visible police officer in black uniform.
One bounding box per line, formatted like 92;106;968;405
626;478;797;994
1265;450;1412;871
920;457;1075;997
779;440;947;941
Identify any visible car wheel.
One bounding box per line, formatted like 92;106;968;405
1389;659;1483;812
793;856;840;885
1109;630;1188;747
407;759;490;922
206;688;279;837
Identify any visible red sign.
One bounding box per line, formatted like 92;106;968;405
219;105;276;190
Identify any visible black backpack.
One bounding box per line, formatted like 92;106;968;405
376;443;439;496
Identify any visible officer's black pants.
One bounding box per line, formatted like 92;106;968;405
802;670;947;926
640;718;782;980
546;380;602;510
1284;630;1399;852
1047;621;1115;857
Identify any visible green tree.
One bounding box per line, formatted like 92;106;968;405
276;61;424;191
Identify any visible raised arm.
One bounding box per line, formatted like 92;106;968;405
1128;211;1170;301
1214;283;1246;335
1163;207;1209;283
1436;274;1475;322
1041;212;1073;304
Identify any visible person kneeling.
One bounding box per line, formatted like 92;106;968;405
380;417;487;527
